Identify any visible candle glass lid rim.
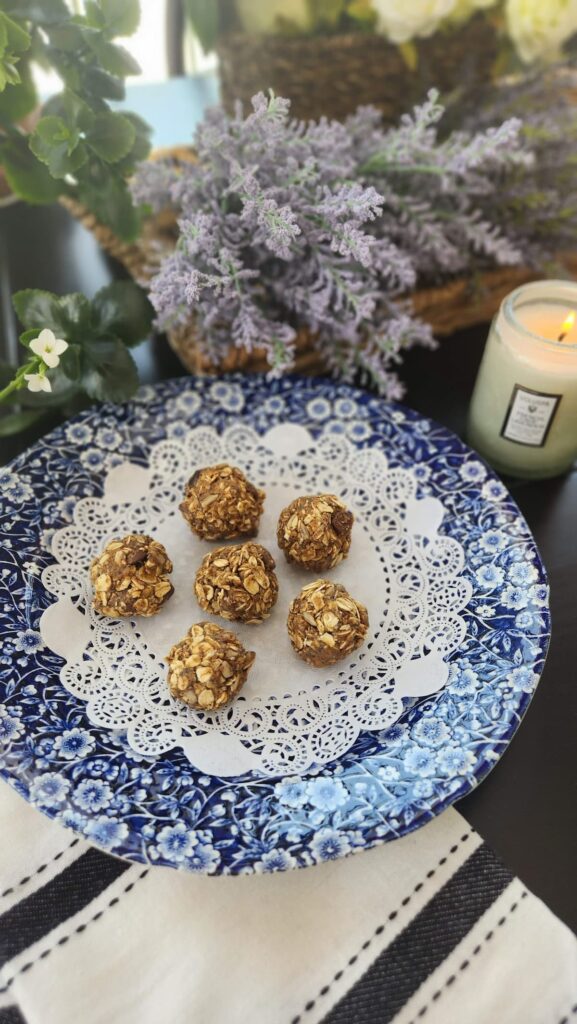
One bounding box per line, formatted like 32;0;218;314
503;280;577;349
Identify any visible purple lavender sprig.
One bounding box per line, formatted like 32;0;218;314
132;88;567;397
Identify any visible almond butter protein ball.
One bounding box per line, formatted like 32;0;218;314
195;542;279;624
287;579;368;667
180;464;265;541
90;534;174;617
277;494;354;572
166;622;255;710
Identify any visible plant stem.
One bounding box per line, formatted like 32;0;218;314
0;360;37;404
0;377;23;403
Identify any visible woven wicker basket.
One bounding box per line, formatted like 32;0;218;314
217;16;498;124
61;144;577;377
160;259;577;374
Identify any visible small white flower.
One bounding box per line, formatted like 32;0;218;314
80;448;106;472
529;583;549;607
502;585;529;611
14;629;44;654
264;395;286;415
334;397;358;419
29;328;68;369
413;464;432;483
209;381;244;412
23;561;41;576
174;391;202;416
346;420;371;441
476;603;494;617
479;530;506;553
0;472;33;503
325;420;346;435
459;460;487;483
475;564;505;589
256;849;297;872
482;479;507;502
507;561;539;586
307;398;331;422
65;423;91;444
166;420;189;439
95;427;123;450
25;373;51;393
134;385;155;403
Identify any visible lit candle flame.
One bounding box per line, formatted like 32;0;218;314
558;311;576;342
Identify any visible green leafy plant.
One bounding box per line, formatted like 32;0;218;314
183;0;223;53
0;0;151;239
0;281;153;436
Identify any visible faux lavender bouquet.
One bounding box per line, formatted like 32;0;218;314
132;89;577;397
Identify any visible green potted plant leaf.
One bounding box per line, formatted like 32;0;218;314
0;281;154;436
0;0;152;239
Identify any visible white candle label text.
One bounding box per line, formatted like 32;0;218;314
501;385;562;447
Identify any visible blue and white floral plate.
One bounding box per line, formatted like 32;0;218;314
0;376;549;874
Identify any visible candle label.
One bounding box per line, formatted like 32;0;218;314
501;385;562;447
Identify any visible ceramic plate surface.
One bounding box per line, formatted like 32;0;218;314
0;376;549;874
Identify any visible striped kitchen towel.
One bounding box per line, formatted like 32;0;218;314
0;780;576;1024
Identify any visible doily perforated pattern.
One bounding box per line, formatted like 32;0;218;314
40;423;472;776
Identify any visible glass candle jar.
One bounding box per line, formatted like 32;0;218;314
468;280;577;478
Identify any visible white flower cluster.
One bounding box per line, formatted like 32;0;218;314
375;0;577;59
235;0;577;62
505;0;577;63
24;328;68;393
372;0;577;58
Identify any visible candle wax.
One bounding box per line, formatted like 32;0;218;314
514;302;577;344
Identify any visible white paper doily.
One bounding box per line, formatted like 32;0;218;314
39;423;473;777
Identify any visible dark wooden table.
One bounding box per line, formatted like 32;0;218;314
2;196;576;934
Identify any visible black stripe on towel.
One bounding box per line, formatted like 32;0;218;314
321;843;513;1024
0;1007;26;1024
0;848;129;969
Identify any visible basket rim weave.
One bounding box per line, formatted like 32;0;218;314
216;24;482;52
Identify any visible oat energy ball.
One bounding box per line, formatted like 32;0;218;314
166;622;255;710
195;543;278;624
277;494;353;572
91;534;174;618
287;579;368;667
180;464;265;541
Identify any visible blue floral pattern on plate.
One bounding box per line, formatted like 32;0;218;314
0;376;549;874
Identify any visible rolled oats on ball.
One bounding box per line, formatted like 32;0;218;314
166;621;255;710
195;542;278;623
287;579;368;667
277;494;353;571
180;464;265;540
90;534;174;618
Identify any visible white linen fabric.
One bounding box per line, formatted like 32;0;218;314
0;781;576;1024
